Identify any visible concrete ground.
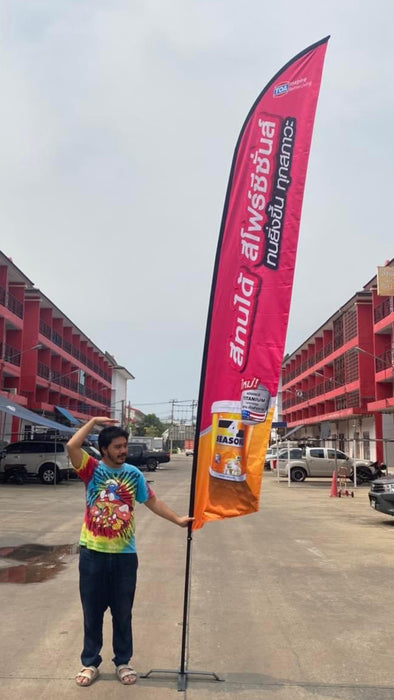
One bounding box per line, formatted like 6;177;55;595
1;455;394;699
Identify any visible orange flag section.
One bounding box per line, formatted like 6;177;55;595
192;407;274;530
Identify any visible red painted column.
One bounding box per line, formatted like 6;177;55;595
20;295;41;402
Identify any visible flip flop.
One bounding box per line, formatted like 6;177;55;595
75;666;99;687
116;665;137;685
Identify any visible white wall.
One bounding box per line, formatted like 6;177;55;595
111;370;129;425
382;414;394;466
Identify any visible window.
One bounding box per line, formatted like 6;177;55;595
334;356;345;386
343;307;357;342
333;316;344;350
327;449;347;460
345;349;358;382
6;442;26;454
6;441;66;454
279;448;303;459
128;444;142;455
310;449;324;458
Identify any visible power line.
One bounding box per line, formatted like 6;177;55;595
131;399;197;407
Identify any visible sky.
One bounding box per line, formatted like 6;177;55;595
0;1;392;422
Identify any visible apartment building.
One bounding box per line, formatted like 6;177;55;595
0;251;132;439
281;260;394;465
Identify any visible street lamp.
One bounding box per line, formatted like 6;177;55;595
354;345;393;370
2;343;43;366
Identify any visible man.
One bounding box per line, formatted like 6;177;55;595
67;416;192;687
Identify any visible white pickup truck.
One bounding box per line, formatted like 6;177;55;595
278;446;353;482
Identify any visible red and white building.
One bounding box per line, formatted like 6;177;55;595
0;251;133;440
281;261;394;465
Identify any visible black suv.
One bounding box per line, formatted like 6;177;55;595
369;476;394;516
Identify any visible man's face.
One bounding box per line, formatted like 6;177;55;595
102;437;128;467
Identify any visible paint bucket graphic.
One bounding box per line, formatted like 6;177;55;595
209;401;250;482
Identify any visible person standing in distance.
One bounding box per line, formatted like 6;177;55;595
67;416;192;687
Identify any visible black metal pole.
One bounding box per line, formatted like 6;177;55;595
179;522;193;677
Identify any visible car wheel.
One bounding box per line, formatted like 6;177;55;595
39;463;60;484
354;467;372;485
146;458;158;471
290;467;307;482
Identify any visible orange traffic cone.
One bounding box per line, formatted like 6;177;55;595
330;470;338;497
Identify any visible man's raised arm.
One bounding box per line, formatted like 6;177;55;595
67;416;118;468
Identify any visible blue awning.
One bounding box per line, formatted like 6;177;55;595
55;405;81;426
0;394;75;433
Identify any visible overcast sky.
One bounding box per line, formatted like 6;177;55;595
0;1;392;421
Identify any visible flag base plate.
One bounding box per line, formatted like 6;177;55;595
140;668;224;691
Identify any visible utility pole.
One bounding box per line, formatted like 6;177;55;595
170;399;177;455
190;399;197;448
190;400;197;427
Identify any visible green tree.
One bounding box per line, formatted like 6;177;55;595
131;413;165;437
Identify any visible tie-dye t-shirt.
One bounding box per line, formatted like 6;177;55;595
75;450;155;553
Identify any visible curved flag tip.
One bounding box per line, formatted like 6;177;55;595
237;36;330;154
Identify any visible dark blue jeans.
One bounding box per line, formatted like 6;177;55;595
79;546;138;668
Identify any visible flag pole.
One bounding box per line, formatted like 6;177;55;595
141;35;329;690
140;282;225;687
140;419;224;690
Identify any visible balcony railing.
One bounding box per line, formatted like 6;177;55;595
376;348;393;372
38;326;111;383
39;320;52;339
6;291;23;319
37;361;50;379
374;297;394;323
3;344;21;366
51;330;63;347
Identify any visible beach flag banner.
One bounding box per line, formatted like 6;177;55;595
192;37;330;529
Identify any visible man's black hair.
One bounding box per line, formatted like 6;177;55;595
98;426;129;455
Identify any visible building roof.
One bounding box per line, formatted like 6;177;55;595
105;352;134;380
0;249;129;370
0;251;35;287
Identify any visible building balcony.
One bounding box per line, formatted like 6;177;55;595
1;343;22;367
0;285;24;321
38;325;111;383
374;297;394;324
375;348;393;372
36;363;110;407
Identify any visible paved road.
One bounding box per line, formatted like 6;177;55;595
1;456;394;699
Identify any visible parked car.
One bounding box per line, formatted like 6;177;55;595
264;442;299;470
278;446;353;482
264;447;278;470
369;475;394;516
0;441;71;484
83;445;101;460
125;443;171;471
185;448;194;456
